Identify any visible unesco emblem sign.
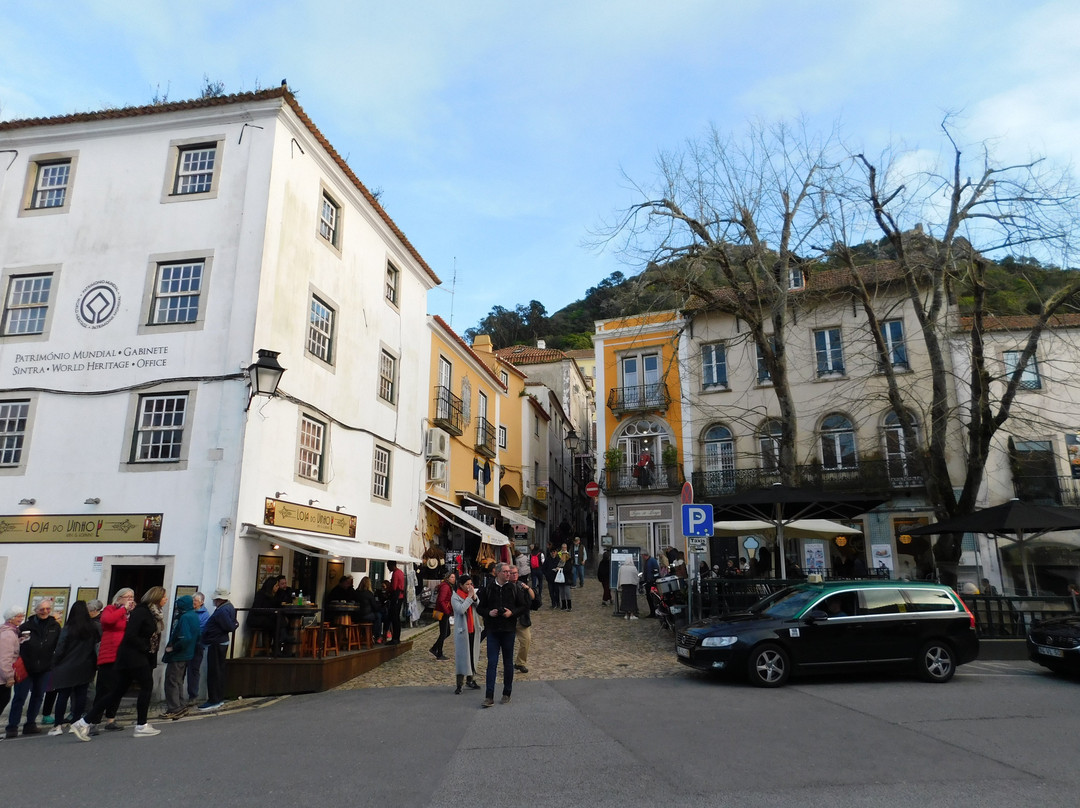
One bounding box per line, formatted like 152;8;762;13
75;281;120;329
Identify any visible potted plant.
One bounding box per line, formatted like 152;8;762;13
661;444;678;467
604;447;625;471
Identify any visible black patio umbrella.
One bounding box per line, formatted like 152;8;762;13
907;499;1080;594
708;484;888;579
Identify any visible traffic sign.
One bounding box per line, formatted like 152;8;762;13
681;503;714;537
584;481;600;498
681;481;694;504
688;536;708;552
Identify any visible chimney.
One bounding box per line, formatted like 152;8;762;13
472;334;492;354
537;339;546;349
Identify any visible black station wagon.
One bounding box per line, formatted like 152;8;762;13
676;580;979;687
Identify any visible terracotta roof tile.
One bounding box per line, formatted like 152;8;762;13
0;87;440;286
494;345;569;365
959;313;1080;331
432;316;506;389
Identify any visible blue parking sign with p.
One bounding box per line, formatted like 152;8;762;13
682;504;714;537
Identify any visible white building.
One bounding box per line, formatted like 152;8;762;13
0;88;438;639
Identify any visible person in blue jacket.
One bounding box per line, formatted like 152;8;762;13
161;595;200;718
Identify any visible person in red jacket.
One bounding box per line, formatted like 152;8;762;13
82;588;134;734
429;572;456;660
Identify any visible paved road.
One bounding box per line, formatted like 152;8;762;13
4;580;1079;807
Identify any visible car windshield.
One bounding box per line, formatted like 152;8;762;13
751;587;820;619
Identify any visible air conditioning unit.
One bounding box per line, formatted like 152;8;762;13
427;460;447;482
425;428;449;460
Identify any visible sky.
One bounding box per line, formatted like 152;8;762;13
2;0;1078;334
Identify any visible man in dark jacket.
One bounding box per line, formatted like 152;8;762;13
478;562;526;707
5;598;61;738
199;589;237;712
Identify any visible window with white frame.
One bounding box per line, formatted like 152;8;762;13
814;328;845;376
307;295;335;364
883;411;920;481
789;267;805;290
498;425;507;449
759;419;783;474
378;350;397;404
703;424;735;492
880;320;908;369
385;262;399;305
701;342;727;388
319;191;341;247
2;274;53;336
31;160;71;209
150;260;203;325
534;413;540;436
372;445;391;500
819;413;857;470
174;144;217;195
0;400;30;467
1004;350;1042;390
298;415;326;481
499;369;509;387
132;393;187;462
756;337;777;383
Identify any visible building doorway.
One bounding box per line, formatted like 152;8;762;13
108;564;165;603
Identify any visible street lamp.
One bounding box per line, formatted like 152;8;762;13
246;349;286;410
565;427;580;453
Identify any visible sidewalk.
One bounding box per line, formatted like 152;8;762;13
336;577;681;690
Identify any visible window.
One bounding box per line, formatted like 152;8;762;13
31;160;71;209
756;337;777;383
534;413;540;437
174;144;217;195
880;320;908;369
701;343;727;388
621;353;661;407
132;394;187;462
150;260;203;325
307;295;335;364
378;350;397;404
319;191;340;247
0;400;30;467
820;413;856;470
385;262;399;305
498;425;508;449
789;267;804;290
703;425;735;494
499;370;509;387
759;420;783;474
814;328;845;376
1004;350;1041;390
372;445;391;500
298;415;326;481
3;274;52;336
883;411;920;482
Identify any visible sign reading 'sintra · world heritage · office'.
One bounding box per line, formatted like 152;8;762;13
0;513;162;543
264;498;357;538
8;343;171;377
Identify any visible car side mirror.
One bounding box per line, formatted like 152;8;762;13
805;609;829;623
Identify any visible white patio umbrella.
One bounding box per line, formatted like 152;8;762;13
712;518;862;539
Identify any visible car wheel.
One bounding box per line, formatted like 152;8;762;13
917;640;955;683
747;643;789;687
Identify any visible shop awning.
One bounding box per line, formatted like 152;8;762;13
242;524;421;563
424;499;509;546
500;506;535;530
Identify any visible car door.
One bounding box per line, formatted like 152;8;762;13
854;587;914;664
793;591;866;670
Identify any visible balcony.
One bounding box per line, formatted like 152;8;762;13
1013;475;1080;507
603;463;684;495
432;386;463;436
691;457;924;499
607;382;671;416
475;417;496;458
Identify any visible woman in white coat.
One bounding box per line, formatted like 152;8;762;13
451;574;482;694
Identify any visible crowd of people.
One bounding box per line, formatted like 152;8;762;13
2;586;239;742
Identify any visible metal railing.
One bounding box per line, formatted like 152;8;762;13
603;463;685;494
433;386;464;435
475;417;496;457
691;457;924;498
606;382;672;415
1012;475;1080;507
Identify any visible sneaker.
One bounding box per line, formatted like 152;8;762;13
133;723;161;737
435;654;448;661
514;664;529;673
21;724;41;735
102;721;124;732
501;695;511;704
465;679;480;690
170;707;188;720
629;615;639;621
186;698;199;707
482;697;495;708
198;701;224;712
47;725;64;737
41;715;55;725
4;728;17;740
69;720;91;742
88;725;100;737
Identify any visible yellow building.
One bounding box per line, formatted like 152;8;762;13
593;311;687;555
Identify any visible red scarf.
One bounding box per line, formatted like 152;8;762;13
455;587;474;633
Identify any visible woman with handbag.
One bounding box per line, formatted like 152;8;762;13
451;575;481;694
429;572;455;660
555;543;573;611
1;605;26;727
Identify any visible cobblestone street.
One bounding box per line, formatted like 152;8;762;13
336;577;684;689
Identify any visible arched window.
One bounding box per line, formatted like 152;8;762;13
883;411;921;483
703;425;735;494
615;419;673;488
820;414;856;470
759;420;783;474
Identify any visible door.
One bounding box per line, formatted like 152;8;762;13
107;564;165;603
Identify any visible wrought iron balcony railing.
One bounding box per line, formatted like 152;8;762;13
475;417;496;458
603;463;684;494
1012;475;1080;507
690;457;924;498
606;382;671;416
432;386;464;436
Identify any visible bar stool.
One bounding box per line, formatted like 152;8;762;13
300;625;320;658
341;618;363;652
320;622;340;657
356;622;374;649
248;629;272;657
